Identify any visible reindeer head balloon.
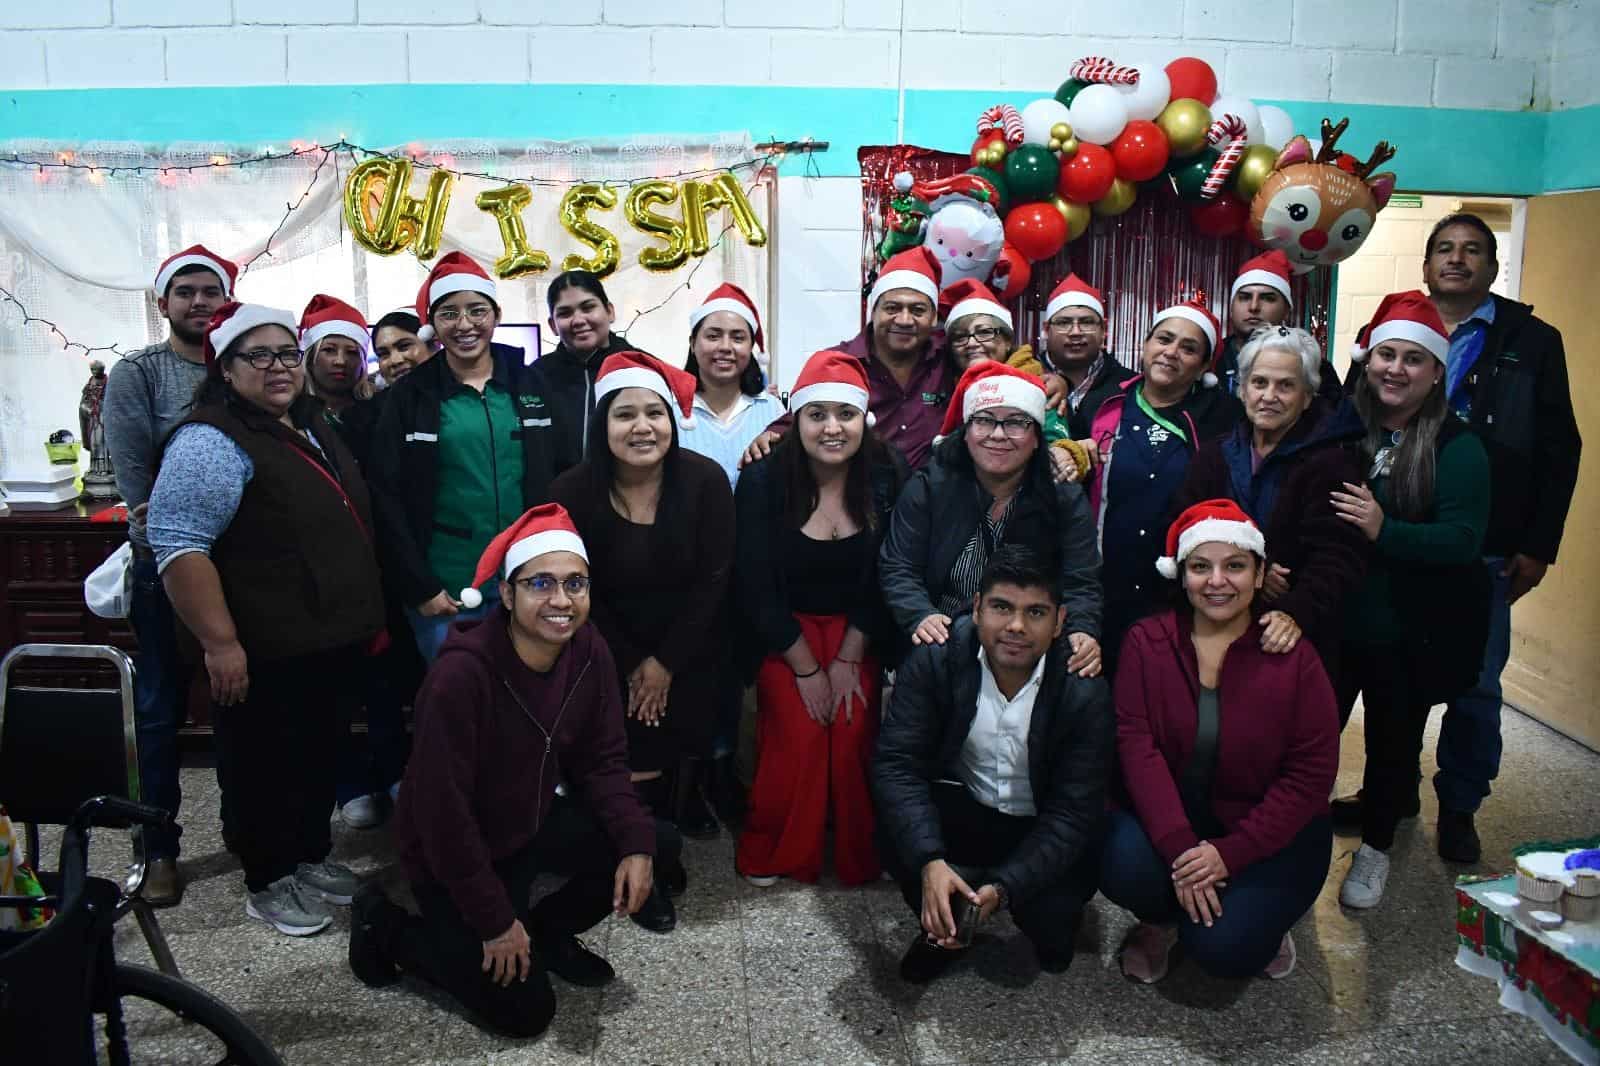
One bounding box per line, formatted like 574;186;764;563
1248;118;1397;274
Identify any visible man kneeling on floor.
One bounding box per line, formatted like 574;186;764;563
349;504;680;1038
872;546;1112;983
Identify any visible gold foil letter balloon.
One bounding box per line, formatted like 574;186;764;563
474;185;551;280
558;183;621;277
345;157;454;260
625;180;689;272
1247;119;1397;274
683;173;768;258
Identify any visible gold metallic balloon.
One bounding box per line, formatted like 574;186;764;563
1092;177;1138;217
1051;195;1091;241
344;157;454;260
1048;122;1074;152
1156;99;1212;158
1232;143;1281;202
1058;136;1079;159
625;180;689;272
558;183;621;277
474;185;550;280
683;173;768;258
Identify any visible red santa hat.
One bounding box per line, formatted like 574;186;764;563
414;251;497;343
594;350;698;427
939;278;1013;331
1349;290;1449;365
154;244;238;298
868;246;941;314
1152;298;1223;387
1230;250;1294;306
936;360;1048;440
202;301;299;365
457;503;588;609
1044;273;1105;322
298;294;371;354
688;282;764;351
1155;498;1266;580
789;350;874;427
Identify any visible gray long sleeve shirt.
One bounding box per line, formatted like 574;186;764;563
102;341;209;549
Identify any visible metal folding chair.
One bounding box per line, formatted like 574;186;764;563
0;643;180;977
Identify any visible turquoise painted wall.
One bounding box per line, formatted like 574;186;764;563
2;85;1596;195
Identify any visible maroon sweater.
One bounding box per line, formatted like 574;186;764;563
1114;611;1338;876
393;608;655;940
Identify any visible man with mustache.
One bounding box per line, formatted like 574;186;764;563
1037;274;1134;438
102;244;238;907
1214;252;1342;406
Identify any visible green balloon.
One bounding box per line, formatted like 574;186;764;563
965;166;1010;215
1054;78;1089;108
1003;144;1060;204
1171;148;1220;202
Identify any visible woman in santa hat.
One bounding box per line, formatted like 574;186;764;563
732;350;909;888
1331;291;1491;911
549;351;733;933
1105;499;1337;984
677;282;784;486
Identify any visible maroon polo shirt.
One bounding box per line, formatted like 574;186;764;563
830;329;953;469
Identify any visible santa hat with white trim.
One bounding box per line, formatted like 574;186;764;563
154;244;238;298
1044;273;1105;323
868;246;941;315
1152;297;1223;387
1348;289;1449;365
457;503;588;609
298;294;372;355
688;282;764;351
594;350;697;428
1155;498;1266;580
938;278;1012;331
202;301;299;366
789;350;875;428
414;251;497;343
935;360;1048;441
1230;251;1294;307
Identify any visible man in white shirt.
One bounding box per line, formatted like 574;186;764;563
872;546;1112;984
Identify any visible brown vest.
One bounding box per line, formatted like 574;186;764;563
182;400;384;663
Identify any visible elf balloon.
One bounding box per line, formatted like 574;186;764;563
1248;118;1397;274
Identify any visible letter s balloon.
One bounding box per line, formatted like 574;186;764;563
625;180;689;273
558;183;621;277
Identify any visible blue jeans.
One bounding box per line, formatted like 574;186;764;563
335;636;418;805
1099;809;1331;979
404;599;493;664
1435;557;1512;814
128;555;188;859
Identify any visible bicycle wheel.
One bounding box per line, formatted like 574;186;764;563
100;963;285;1066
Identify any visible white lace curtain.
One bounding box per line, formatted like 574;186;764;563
0;135;773;478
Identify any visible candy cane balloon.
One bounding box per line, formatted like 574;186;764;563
1202;114;1249;199
978;104;1025;147
1070;56;1140;86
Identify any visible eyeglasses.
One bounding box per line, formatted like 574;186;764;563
968;413;1035;439
948;326;1003;348
512;574;591;597
434;305;495;326
237;347;304;370
1047;316;1102;334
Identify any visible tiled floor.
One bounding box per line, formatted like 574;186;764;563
96;704;1596;1065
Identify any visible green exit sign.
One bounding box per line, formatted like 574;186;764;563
1389;194;1424;208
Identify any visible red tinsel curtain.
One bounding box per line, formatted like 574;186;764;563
859;145;1332;370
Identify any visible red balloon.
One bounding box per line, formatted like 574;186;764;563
990;243;1031;301
1109;120;1170;183
970;128;1007;165
1165;56;1218;105
1004;202;1068;263
1188;192;1249;238
1057;143;1115;204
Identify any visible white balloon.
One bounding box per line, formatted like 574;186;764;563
1068;84;1130;146
1116;63;1171;122
1210;95;1263;146
1020;97;1073;147
1257;104;1295;150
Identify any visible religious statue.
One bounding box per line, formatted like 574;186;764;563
80;360;119;500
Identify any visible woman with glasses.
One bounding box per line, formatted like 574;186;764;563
146;302;385;937
879;361;1103;677
369;252;557;663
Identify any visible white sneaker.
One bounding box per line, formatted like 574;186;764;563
1340;844;1391;909
246;876;333;937
1261;931;1296;979
341;794;385;830
743;874;780;888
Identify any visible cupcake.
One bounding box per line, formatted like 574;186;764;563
1561;891;1599;923
1516;852;1569;904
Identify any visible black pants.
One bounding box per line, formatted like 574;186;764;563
376;799;682;1039
1337;646;1433;851
212;646;356;892
882;781;1099;966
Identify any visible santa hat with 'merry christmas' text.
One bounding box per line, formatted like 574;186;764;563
458;504;588;609
936;360;1048;441
1348;290;1449;365
1044;274;1105;323
868;246;941;315
298;294;371;354
594;350;698;428
414;252;497;343
939;278;1013;331
788;350;875;427
1230;250;1294;306
154;244;238;298
203;302;298;366
1152;298;1223;387
688;282;764;351
1155;498;1266;580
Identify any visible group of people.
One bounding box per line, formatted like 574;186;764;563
99;211;1581;1039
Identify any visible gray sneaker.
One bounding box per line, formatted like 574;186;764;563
246;876;333;937
296;860;361;905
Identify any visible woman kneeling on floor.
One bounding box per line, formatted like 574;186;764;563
1102;499;1338;982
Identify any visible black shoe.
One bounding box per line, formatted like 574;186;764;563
676;778;721;840
660;857;688;898
1037;950;1074;975
899;933;960;984
1330;788;1421;826
630;883;677;934
706;754;747;829
540;935;615;988
348;883;402;988
1438;809;1482;863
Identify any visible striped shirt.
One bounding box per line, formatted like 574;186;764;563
677;390;786;488
937;495;1017;617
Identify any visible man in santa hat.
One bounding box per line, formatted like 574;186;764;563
350;504;677;1038
101;244;238;906
1036;273;1136;437
1215;252;1341;404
